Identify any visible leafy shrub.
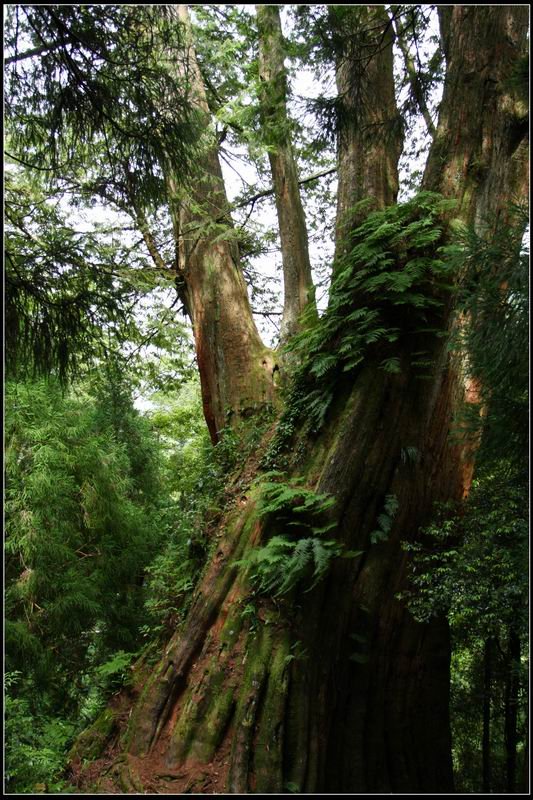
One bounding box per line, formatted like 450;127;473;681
5;672;76;793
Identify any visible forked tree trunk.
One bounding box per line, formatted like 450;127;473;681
77;6;528;794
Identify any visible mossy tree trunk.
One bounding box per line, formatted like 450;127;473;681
81;6;528;794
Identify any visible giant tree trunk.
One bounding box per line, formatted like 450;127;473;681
75;6;528;794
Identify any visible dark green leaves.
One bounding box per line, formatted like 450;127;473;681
5;5;203;206
276;191;457;435
4;377;162;687
4;169;139;383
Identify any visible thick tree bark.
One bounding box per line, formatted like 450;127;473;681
256;5;317;343
424;6;529;225
167;5;277;442
74;6;529;794
333;5;403;266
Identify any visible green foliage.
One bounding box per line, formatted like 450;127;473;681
370;494;399;544
242;535;342;597
237;473;343;596
5;168;135;383
93;650;136;689
5;376;162;695
400;445;420;465
5;5;203;205
4;5;212;394
5;673;76;794
399;465;527;637
141;380;248;640
255;471;336;520
448;633;528;793
265;192;456;461
5;160;199;391
285;781;302;793
4;374;215;791
141;541;199;641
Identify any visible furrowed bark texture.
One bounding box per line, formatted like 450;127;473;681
256;4;317;342
424;6;529;224
78;6;529;795
333;5;403;265
169;5;276;443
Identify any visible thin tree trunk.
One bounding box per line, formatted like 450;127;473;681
505;627;521;793
482;636;493;793
390;7;436;137
256;5;316;343
520;713;529;793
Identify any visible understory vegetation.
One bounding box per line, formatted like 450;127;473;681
4;373;230;792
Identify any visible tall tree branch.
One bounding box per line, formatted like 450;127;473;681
389;7;437;138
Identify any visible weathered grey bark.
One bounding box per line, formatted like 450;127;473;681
256;5;316;343
73;6;529;795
